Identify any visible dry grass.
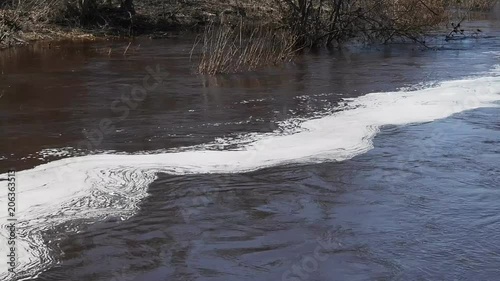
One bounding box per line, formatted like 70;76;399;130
454;0;498;10
0;9;22;48
0;0;127;48
370;0;450;42
134;0;278;26
195;22;299;74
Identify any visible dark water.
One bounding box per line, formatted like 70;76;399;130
37;107;500;281
1;7;500;281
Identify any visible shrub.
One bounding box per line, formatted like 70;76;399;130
271;0;454;47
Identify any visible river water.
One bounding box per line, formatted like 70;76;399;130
0;7;500;281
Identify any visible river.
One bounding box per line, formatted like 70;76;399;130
0;7;500;281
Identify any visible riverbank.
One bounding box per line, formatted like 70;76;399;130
0;0;274;49
1;0;497;50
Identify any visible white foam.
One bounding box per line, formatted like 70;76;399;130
1;70;500;280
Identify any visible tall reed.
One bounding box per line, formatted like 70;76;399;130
196;22;299;75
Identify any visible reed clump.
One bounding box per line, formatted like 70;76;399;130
196;22;299;75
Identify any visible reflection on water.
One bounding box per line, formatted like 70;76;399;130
2;6;500;281
2;15;500;172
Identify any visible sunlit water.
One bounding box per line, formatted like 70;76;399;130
0;7;500;281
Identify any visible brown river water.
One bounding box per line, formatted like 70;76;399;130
1;7;500;281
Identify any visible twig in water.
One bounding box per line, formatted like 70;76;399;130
123;42;132;56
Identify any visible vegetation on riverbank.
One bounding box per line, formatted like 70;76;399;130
195;22;299;74
1;0;498;71
193;0;497;73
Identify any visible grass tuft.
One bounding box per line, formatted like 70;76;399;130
195;21;299;74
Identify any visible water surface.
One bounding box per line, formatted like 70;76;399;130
1;8;500;281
